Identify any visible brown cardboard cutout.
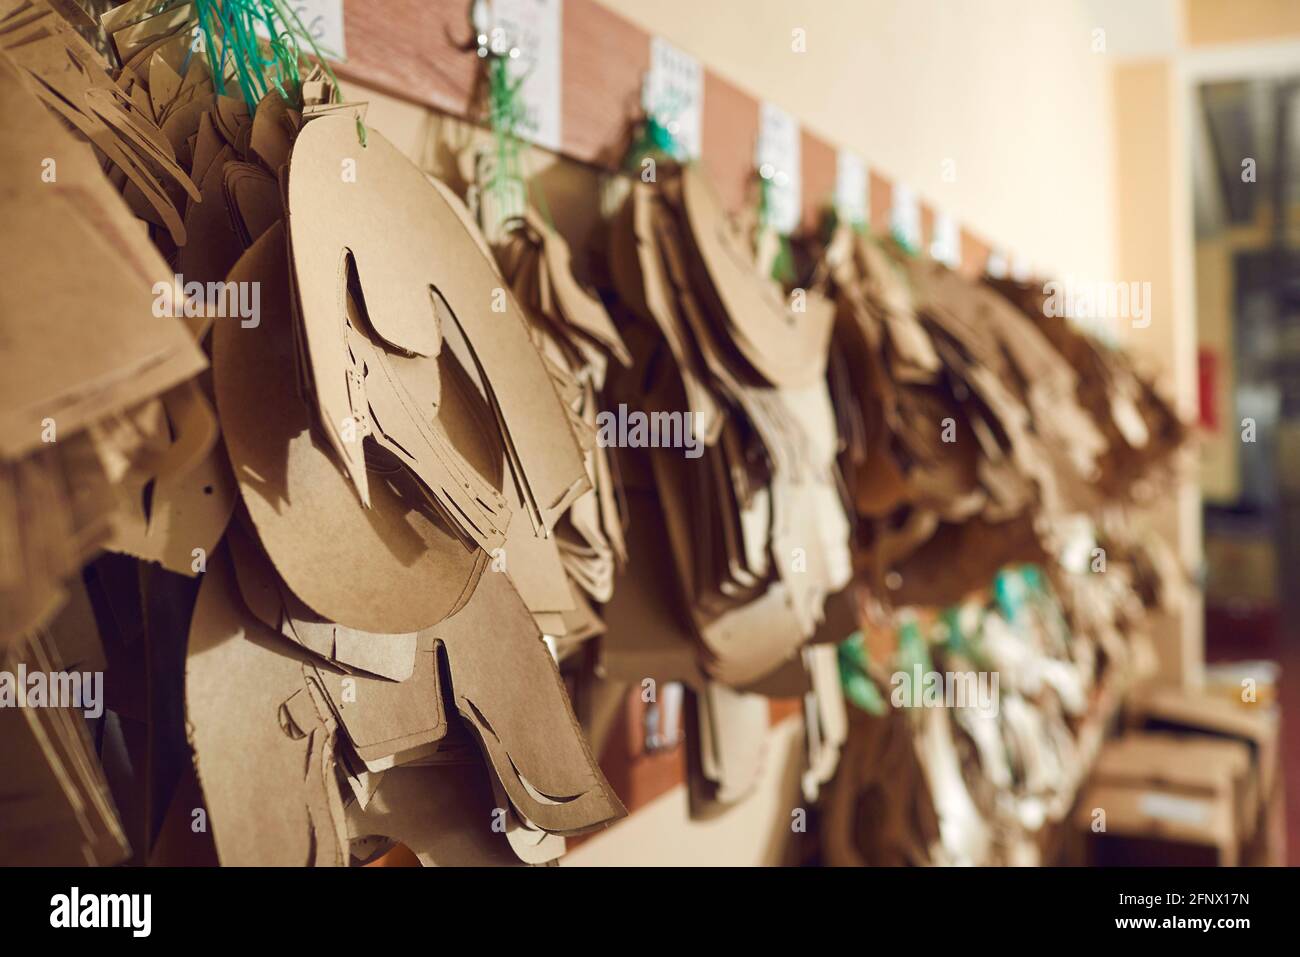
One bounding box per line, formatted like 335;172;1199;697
427;570;625;834
185;546;316;866
213;222;486;633
677;163;834;388
0;2;198;243
286;118;587;540
313;632;445;772
0;55;204;460
107;380;237;574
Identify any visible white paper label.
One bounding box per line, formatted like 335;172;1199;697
930;211;960;268
985;249;1008;279
645;37;703;160
756;102;801;235
1139;791;1211;827
835;150;867;226
492;0;563;152
263;0;346;61
1058;516;1097;574
890;182;921;250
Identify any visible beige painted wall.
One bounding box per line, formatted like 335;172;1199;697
564;718;807;867
1110;59;1204;689
596;0;1119;282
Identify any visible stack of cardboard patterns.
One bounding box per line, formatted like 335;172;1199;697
1;0;626;867
603;162;853;810
203;95;627;864
0;0;242;605
0;1;206;650
825;530;1176;869
1048;512;1175;679
823;558;1154;867
821;224;1134;609
0;584;126;866
986;276;1189;503
815;216;1189;866
492;209;632;650
932;571;1112;865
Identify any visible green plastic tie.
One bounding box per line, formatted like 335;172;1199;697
891;226;920;258
837;632;886;716
128;0;361;142
758;173;797;284
623;87;687;170
480;35;553;232
893;617;933;707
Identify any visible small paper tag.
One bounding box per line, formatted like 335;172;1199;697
985;249;1008;279
645;37;703;160
263;0;347;61
493;0;563;152
1058;516;1097;574
756;102;801;235
835;150;867;227
1139;791;1211;827
890;182;921;250
930;211;960;268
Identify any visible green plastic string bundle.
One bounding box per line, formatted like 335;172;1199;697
893;616;933;708
622;87;687;171
891;225;920;258
757;172;797;285
849;205;869;238
837;632;886;716
483;46;529;228
131;0;359;140
993;565;1030;625
1013;564;1071;643
822;203;869;243
622;112;683;172
939;604;989;671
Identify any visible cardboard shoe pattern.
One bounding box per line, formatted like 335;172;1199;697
819;224;1186;608
604;165;852;698
206;139;623;855
493;210;630;631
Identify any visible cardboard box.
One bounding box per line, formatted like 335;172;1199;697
1076;731;1250;866
1077;780;1238;866
1248;765;1288;867
1093;732;1254;847
1128;689;1284;865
